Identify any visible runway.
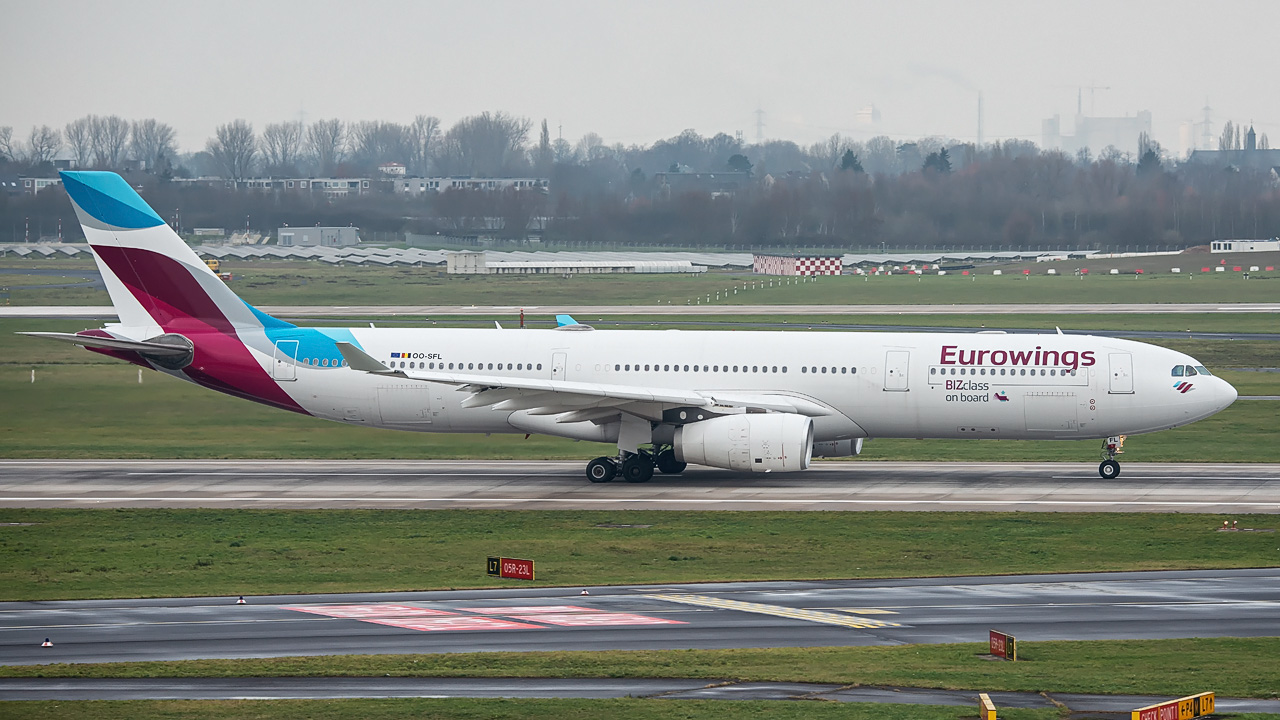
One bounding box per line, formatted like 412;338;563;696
4;302;1279;319
2;569;1277;666
3;460;1280;513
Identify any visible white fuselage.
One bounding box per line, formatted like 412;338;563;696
191;326;1236;443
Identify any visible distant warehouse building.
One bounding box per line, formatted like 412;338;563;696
1210;238;1280;253
753;253;843;276
277;227;361;247
446;251;705;275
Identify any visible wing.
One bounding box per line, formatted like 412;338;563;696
335;342;833;423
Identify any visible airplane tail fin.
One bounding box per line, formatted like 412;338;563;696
60;171;290;333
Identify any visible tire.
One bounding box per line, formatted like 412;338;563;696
1099;459;1121;479
655;449;687;474
621;455;655;483
586;457;616;483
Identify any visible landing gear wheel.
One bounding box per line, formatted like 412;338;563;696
1099;459;1121;479
655;449;687;475
586;457;617;483
621;454;655;483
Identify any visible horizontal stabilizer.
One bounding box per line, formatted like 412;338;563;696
18;331;191;357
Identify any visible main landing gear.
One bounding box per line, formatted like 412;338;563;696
1098;435;1125;479
584;445;686;483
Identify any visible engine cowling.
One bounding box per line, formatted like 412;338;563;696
813;438;864;457
674;413;813;472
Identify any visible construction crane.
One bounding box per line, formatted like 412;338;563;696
1052;84;1112;116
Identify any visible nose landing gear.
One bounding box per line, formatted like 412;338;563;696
1098;435;1125;479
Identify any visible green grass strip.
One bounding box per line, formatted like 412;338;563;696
5;638;1279;699
0;699;1070;720
1;510;1275;601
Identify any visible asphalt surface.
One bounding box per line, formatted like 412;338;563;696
3;677;1279;712
4;460;1280;513
4;302;1280;319
2;569;1277;667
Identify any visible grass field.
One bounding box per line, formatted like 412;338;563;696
0;700;1069;720
1;509;1274;601
6;638;1279;699
4;256;1280;306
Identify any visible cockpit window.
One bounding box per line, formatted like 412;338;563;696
1171;365;1184;377
1195;365;1212;376
1184;365;1197;376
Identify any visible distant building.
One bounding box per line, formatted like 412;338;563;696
378;162;407;176
1210;238;1280;253
18;177;62;195
1187;125;1280;170
653;171;751;196
392;177;549;196
753;254;843;276
446;250;705;275
192;228;226;237
1042;110;1153;157
277;227;361;247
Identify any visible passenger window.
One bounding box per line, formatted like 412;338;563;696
1184;365;1198;376
782;367;788;373
850;367;855;374
664;365;670;371
693;365;699;372
615;364;620;371
752;366;759;372
772;366;778;373
488;363;494;370
930;368;936;375
537;363;542;370
684;365;690;372
646;364;651;371
820;367;827;374
802;367;808;373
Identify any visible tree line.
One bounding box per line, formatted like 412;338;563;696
2;113;1277;250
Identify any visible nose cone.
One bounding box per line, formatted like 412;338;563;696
1218;378;1239;410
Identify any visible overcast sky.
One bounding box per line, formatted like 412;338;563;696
4;0;1277;155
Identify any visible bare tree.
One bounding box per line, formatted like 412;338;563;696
533;119;553;176
0;126;13;161
64;116;95;168
25;125;63;165
130;119;177;171
407;115;440;175
574;132;605;162
260;121;303;174
207;119;257;180
437;111;532;177
90;115;130;169
306;119;345;175
349;120;411;171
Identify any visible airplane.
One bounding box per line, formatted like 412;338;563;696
23;171;1238;482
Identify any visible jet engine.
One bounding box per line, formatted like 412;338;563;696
674;414;813;472
813;438;864;457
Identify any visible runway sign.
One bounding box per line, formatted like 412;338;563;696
979;692;997;720
487;556;535;580
989;629;1017;660
1131;692;1214;720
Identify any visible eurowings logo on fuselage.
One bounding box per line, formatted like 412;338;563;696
1174;381;1194;393
995;391;1010;402
940;345;1098;371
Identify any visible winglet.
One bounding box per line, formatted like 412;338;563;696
556;314;578;327
336;342;395;373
